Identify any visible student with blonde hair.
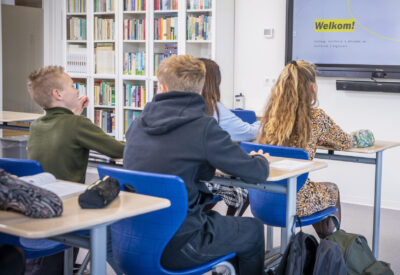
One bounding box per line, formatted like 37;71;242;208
257;60;353;238
124;55;269;274
26;66;124;275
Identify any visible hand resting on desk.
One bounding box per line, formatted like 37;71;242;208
249;149;272;162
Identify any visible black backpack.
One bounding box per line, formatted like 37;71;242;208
275;216;347;275
326;230;394;275
275;231;319;275
313;239;347;275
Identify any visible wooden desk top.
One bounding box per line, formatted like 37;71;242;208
0;192;170;239
318;140;400;154
0;111;42;123
267;156;327;181
217;156;327;182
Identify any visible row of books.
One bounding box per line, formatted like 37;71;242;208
124;110;141;133
187;0;211;10
95;109;116;134
95;44;115;74
124;52;146;75
187;15;210;40
124;0;146;11
67;0;86;13
124;84;146;108
155;0;178;10
74;82;87;96
68;17;87;40
154;16;178;40
94;17;115;40
154;43;177;74
123;18;145;40
94;0;114;12
67;45;87;73
94;81;116;106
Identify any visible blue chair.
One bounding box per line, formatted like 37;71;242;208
0;158;67;259
239;142;337;249
98;165;236;275
231;109;257;124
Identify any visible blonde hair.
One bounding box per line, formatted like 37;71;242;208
157;55;206;93
27;66;65;108
257;61;317;148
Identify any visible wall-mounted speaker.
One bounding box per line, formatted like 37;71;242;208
336;80;400;93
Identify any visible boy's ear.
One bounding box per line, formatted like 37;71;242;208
157;83;168;94
51;88;62;101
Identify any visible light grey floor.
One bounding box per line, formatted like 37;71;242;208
82;168;400;274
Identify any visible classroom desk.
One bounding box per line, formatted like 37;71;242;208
0;191;170;275
315;140;400;258
210;156;327;252
0;111;42;131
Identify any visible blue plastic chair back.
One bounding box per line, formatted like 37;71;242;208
231;109;257;124
240;142;336;227
98;165;235;275
0;157;66;258
0;158;43;176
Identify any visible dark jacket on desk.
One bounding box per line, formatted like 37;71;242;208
124;91;269;273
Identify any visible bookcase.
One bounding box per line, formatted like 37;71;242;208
63;0;234;140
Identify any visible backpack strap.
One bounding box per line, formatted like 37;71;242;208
295;215;302;233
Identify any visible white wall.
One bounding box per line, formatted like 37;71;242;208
233;0;400;210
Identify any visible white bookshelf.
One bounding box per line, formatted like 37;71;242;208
63;0;234;140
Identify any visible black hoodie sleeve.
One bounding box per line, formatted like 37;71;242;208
203;119;269;184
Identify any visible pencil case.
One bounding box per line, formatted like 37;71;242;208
351;129;375;148
78;176;120;209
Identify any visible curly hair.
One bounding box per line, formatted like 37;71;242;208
199;58;221;120
257;61;317;148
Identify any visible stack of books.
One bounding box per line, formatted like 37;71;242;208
154;16;178;40
68;0;86;13
187;15;210;40
67;44;87;73
94;0;114;12
124;0;146;11
154;0;177;10
94;109;116;134
187;0;211;10
124;83;146;108
94;17;115;40
67;17;87;40
154;43;177;74
124;52;146;75
124;18;145;40
124;110;141;133
94;80;115;106
95;44;115;74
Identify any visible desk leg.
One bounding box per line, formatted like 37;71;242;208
373;151;383;259
90;224;107;275
281;176;297;253
266;226;273;251
64;247;73;275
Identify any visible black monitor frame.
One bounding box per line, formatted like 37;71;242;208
285;0;400;79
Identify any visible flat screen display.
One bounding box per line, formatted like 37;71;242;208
286;0;400;78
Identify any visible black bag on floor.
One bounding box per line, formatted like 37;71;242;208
275;230;318;275
326;230;394;275
313;239;347;275
276;216;347;275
